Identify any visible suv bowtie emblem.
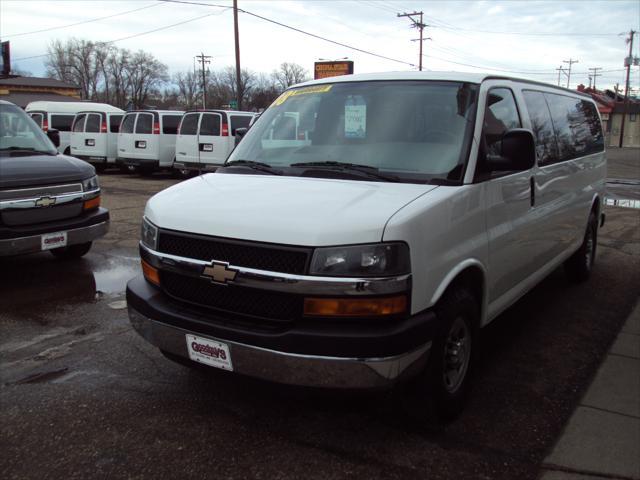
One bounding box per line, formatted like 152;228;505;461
35;196;56;208
202;261;238;285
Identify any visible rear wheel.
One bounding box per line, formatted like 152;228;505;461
50;241;92;259
564;212;598;283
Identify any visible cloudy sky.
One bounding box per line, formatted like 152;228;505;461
1;0;639;91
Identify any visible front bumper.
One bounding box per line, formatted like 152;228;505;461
0;207;109;256
127;275;436;389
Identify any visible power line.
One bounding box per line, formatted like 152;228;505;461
430;25;622;37
13;10;229;62
162;0;415;67
1;2;165;39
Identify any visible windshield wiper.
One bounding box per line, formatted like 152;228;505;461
0;147;56;155
224;159;283;175
290;161;401;182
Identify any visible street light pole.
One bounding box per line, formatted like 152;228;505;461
233;0;242;110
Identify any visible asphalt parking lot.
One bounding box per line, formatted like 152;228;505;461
1;152;639;480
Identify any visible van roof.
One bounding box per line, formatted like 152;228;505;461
25;101;124;114
124;110;185;114
183;109;256;115
293;71;591;98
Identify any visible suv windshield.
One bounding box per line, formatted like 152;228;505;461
227;81;478;184
0;103;57;155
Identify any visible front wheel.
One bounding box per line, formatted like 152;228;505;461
564;212;598;283
408;287;478;422
50;241;92;259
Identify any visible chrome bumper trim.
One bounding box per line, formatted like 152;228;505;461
0;220;109;256
128;306;431;388
0;188;100;210
140;243;411;296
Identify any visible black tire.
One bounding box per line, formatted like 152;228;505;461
408;287;478;422
94;164;106;173
564;212;598;283
139;167;155;177
50;241;92;259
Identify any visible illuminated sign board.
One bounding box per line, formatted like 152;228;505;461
314;61;354;80
1;41;10;76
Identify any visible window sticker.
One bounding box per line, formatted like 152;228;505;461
344;96;366;139
272;84;333;106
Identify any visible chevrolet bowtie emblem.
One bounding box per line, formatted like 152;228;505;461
202;261;238;285
35;196;56;208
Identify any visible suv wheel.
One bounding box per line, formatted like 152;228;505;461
50;241;92;259
564;212;598;282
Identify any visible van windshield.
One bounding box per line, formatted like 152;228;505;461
0;103;57;155
227;81;478;184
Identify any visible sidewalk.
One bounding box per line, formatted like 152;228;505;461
540;300;640;479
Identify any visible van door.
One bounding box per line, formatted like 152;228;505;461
107;113;123;162
70;113;87;157
50;114;75;154
28;112;44;129
83;113;106;160
479;85;540;316
159;114;182;167
133;112;157;165
175;112;200;166
118;113;137;162
198;112;225;167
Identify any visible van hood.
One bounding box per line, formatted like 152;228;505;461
0;153;95;189
145;173;437;246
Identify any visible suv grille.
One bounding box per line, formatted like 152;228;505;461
161;271;302;322
158;231;310;275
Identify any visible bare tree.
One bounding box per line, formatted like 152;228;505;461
174;71;200;110
272;62;309;90
125;50;168;109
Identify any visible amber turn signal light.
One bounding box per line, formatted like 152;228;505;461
303;295;407;317
141;259;161;286
83;195;101;211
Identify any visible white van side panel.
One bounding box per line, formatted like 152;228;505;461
382;185;489;317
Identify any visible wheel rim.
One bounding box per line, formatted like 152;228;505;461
442;316;471;394
585;225;595;270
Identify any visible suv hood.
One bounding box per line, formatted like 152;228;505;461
145;173;437;246
0;154;95;189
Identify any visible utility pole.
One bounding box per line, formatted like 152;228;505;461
397;11;427;71
195;53;211;108
588;67;602;90
556;66;565;86
562;58;578;88
618;29;636;148
233;0;242;110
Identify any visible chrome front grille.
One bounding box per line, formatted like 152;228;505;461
0;183;83;202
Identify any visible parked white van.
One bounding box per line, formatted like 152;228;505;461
173;110;255;172
117;110;184;174
26;101;114;155
127;72;606;420
70;106;124;171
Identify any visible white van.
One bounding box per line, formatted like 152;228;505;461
127;72;606;420
117;110;184;174
70;106;124;171
26;101;115;155
173;110;255;172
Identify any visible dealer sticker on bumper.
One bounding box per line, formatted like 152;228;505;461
41;231;67;250
186;334;233;371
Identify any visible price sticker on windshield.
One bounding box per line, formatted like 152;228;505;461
345;103;367;139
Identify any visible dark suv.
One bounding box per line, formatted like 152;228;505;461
0;100;109;258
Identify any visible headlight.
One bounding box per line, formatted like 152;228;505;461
141;217;158;250
82;175;99;191
310;243;410;277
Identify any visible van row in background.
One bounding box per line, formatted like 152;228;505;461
25;101;257;175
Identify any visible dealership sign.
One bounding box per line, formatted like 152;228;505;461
314;61;354;80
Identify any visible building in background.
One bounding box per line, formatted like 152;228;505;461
0;76;81;108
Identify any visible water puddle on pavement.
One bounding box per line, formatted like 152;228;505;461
92;255;140;295
606;178;640;210
604;197;640;209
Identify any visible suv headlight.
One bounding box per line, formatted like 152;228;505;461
141;217;158;250
310;243;410;277
82;175;99;191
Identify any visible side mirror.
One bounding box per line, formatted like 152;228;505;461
234;127;248;146
47;128;61;148
486;128;536;172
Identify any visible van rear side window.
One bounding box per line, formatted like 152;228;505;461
121;114;136;134
180;114;199;135
162;115;181;135
110;115;123;133
200;114;221;136
73;114;87;132
51;114;74;131
29;113;44;128
136;114;153;134
230;115;251;135
85;114;101;133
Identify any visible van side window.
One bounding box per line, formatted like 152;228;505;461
180;114;199;135
51;114;74;131
73;114;87;133
545;93;594;161
136;114;153;134
580;100;605;153
121;114;136;134
110;115;123;133
200;114;221;136
482;88;521;157
85;114;101;133
230;115;251;135
29;113;44;128
162;115;181;135
522;91;558;165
